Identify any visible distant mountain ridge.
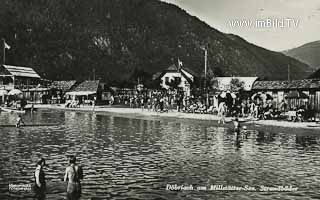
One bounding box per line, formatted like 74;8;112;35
283;41;320;70
0;0;312;85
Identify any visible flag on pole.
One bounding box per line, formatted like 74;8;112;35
4;41;10;50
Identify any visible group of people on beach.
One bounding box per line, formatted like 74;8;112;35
34;156;83;200
127;92;184;112
111;90;315;123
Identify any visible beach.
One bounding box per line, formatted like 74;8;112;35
34;104;320;132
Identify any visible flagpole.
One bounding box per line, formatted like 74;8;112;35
2;38;5;65
200;46;209;106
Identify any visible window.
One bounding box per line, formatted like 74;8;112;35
165;77;169;83
175;77;181;83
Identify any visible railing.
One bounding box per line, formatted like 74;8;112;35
0;84;42;90
0;84;14;90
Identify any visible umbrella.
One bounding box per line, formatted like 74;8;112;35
220;91;236;99
251;93;262;100
285;91;308;99
0;89;8;96
251;93;272;101
8;89;22;96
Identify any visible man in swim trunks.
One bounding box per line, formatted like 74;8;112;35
64;156;83;200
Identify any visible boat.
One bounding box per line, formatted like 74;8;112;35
1;107;26;114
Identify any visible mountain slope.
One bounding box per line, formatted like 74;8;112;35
283;41;320;70
0;0;312;84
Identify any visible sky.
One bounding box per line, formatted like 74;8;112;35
161;0;320;51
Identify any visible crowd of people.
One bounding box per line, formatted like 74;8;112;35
111;90;315;123
114;91;184;112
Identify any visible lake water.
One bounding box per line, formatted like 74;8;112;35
1;109;320;200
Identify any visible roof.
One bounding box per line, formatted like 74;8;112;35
180;70;193;84
69;80;100;92
2;65;40;78
50;80;77;92
163;64;198;77
214;77;258;91
182;67;198;77
152;72;162;80
252;79;320;90
165;64;179;71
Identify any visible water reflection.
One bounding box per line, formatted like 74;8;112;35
256;131;277;144
295;135;319;148
0;110;320;199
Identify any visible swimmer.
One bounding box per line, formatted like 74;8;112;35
16;115;25;128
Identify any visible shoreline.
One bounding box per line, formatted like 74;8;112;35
33;104;320;132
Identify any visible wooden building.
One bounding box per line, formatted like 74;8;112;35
49;80;77;103
0;65;41;90
65;80;102;104
252;79;320;115
0;65;50;103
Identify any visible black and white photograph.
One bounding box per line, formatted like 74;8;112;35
1;0;320;199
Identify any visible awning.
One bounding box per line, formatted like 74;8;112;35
65;91;96;96
23;88;50;92
8;89;22;95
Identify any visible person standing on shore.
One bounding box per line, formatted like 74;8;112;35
64;156;83;200
147;97;151;111
159;96;164;112
34;158;46;199
92;96;97;111
218;102;226;124
140;97;144;111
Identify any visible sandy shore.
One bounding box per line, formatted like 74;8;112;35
34;104;320;131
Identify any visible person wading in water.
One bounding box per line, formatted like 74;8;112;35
64;155;83;200
34;158;46;199
233;118;242;147
16;115;25;128
218;102;226;124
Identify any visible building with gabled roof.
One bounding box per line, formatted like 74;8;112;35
155;64;198;96
2;65;41;78
50;80;77;93
66;80;101;96
48;80;78;104
0;64;41;90
252;79;320;116
0;65;51;104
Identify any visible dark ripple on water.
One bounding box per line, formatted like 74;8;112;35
1;110;320;199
